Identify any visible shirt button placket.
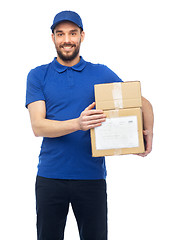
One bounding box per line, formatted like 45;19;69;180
67;68;74;87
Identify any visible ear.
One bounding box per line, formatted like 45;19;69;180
81;31;85;43
51;33;55;43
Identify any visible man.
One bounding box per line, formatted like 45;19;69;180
26;10;154;240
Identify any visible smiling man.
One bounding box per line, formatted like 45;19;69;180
26;10;154;240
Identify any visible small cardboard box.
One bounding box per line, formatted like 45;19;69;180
91;81;145;157
95;81;142;110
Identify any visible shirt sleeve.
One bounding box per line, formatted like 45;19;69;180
96;64;123;84
25;68;46;108
102;65;123;83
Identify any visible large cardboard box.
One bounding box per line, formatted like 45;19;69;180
91;81;145;157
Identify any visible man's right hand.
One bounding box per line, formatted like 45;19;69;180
28;101;106;138
78;102;106;131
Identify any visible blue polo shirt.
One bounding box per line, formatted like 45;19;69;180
26;57;122;179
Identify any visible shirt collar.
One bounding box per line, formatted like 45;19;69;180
53;56;87;73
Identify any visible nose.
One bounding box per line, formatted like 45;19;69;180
64;33;71;43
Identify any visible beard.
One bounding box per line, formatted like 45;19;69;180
55;40;81;62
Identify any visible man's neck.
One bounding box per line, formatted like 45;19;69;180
56;55;80;67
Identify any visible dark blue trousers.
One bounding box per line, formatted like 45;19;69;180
36;176;107;240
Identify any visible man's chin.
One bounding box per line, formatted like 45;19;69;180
57;50;79;62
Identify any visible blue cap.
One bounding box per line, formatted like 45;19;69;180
51;11;83;32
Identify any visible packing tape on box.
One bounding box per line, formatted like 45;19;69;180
112;82;123;109
113;149;122;155
107;109;119;118
110;84;123;155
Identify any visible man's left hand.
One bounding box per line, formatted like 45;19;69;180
137;130;153;157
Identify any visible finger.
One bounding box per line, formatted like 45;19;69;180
136;152;147;157
87;122;104;129
137;148;150;157
143;130;149;135
84;110;104;117
85;102;96;111
144;136;152;153
87;118;106;125
83;113;106;121
137;144;152;157
81;117;106;130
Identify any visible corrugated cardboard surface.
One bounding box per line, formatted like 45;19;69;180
91;108;144;157
91;81;145;157
95;81;142;110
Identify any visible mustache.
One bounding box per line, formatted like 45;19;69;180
60;43;76;48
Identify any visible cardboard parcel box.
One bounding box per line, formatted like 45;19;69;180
91;81;145;157
95;81;142;110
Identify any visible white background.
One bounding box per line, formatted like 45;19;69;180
0;0;176;239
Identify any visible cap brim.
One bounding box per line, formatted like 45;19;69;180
51;20;83;31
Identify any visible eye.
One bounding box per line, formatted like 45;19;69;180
71;32;77;36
